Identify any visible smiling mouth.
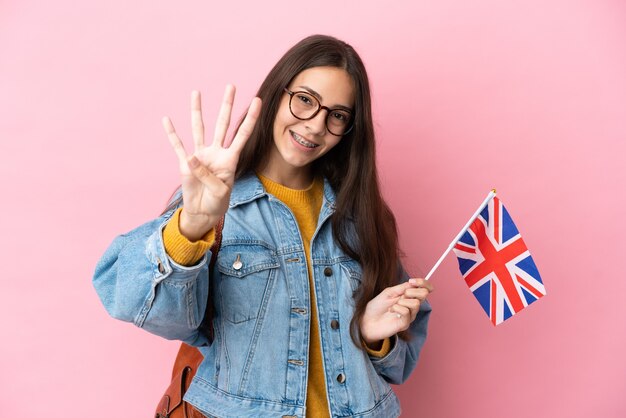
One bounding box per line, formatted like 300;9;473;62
291;131;319;148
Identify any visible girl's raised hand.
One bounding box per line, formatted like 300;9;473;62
163;86;262;241
359;278;433;346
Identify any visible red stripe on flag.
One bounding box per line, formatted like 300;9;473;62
454;243;475;253
494;262;524;313
516;274;544;299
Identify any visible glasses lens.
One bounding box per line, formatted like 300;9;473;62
290;92;318;119
326;110;352;136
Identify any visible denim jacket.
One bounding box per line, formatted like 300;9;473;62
93;173;431;418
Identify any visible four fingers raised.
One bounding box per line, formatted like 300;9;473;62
163;86;262;172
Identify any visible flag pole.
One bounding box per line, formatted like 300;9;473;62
424;189;497;281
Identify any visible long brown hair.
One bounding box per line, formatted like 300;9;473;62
165;35;405;345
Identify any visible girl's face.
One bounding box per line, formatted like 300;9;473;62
266;66;355;187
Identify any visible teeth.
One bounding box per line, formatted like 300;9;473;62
292;131;318;148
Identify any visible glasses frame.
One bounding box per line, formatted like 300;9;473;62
284;88;354;136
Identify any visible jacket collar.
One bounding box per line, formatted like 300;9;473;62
230;172;337;212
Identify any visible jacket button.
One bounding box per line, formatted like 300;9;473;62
330;320;339;330
232;254;243;270
337;373;346;383
157;258;165;274
323;267;333;277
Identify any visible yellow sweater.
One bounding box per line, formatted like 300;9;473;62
162;176;390;417
258;174;331;418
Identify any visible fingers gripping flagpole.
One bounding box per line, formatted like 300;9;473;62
424;189;497;281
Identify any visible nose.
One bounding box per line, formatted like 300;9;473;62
304;109;328;135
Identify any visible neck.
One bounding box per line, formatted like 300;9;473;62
258;163;314;190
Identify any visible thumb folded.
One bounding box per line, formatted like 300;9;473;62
187;156;223;190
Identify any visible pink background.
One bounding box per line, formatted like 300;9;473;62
1;1;625;417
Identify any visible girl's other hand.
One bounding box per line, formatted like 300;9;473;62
360;278;433;346
163;86;261;241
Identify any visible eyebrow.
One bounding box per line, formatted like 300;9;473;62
296;85;353;112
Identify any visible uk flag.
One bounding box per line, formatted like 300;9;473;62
453;196;546;325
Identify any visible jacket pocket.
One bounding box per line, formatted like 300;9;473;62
340;259;363;294
216;243;280;324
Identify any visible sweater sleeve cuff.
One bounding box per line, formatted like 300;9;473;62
363;337;392;358
163;207;215;266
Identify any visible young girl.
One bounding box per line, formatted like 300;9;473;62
94;34;433;418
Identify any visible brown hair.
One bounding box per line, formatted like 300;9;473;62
166;35;405;345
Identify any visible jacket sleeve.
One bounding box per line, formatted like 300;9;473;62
92;204;211;347
368;267;432;384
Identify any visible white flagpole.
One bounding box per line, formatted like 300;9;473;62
424;189;497;281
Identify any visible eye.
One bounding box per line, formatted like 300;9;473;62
331;111;350;123
296;93;315;107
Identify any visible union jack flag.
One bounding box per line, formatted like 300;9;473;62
453;196;546;325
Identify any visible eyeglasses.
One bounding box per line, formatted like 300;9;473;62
284;88;353;136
